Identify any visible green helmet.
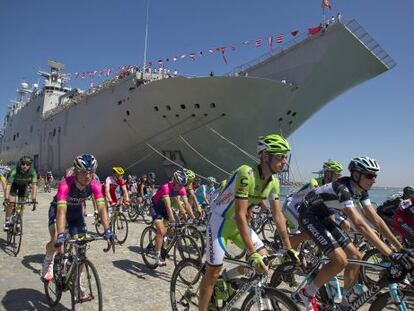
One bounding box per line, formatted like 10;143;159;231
183;168;196;181
19;155;33;165
322;161;343;173
257;134;290;155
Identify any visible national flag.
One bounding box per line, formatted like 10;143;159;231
276;34;284;44
255;39;262;47
308;26;322;35
291;30;299;37
268;36;273;50
321;0;332;9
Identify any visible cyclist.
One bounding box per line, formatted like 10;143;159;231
146;171;157;195
4;156;37;231
0;164;11;201
150;170;191;267
392;196;414;243
283;160;348;248
45;171;54;187
195;176;216;208
104;167;130;208
42;154;112;284
136;174;148;204
183;168;202;218
377;186;414;227
297;157;413;311
198;134;296;311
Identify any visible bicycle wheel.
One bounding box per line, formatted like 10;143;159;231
170;258;204;311
173;235;202;266
185;225;205;256
269;261;298;289
11;214;23;256
360;248;387;287
127;204;139;222
142;203;153;225
71;259;103;311
44;272;63;307
261;218;276;243
224;240;246;260
94;216;105;236
112;213;128;244
241;287;300;311
369;289;414;310
140;225;159;269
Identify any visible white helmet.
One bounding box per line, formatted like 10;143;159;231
348;157;380;174
207;176;216;185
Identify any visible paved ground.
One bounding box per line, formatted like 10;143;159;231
0;192;372;311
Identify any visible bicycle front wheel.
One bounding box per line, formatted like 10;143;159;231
44;273;63;307
370;289;414;310
140;225;159;269
170;258;204;311
173;235;202;266
11;214;23;256
241;287;300;311
113;213;128;244
71;259;103;311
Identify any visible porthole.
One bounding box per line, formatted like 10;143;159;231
194;104;200;109
118;100;122;105
204;113;208;117
126;110;130;116
180;104;186;109
175;114;179;118
292;112;297;117
162;115;166;118
287;110;291;115
166;105;171;111
278;117;283;122
154;106;159;111
210;103;216;108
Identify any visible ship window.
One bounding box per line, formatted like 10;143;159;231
166;105;171;111
162;115;166;118
13;135;15;141
180;104;186;110
175;114;179;118
204;113;208;117
126;110;130;116
118;100;122;105
287;110;291;115
210;103;216;108
53;128;56;137
278;117;283;122
292;112;297;117
154;106;159;111
37;106;40;112
194;104;200;109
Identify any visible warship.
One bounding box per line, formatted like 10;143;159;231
0;18;395;180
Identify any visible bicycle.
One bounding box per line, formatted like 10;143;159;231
170;253;300;311
95;202;128;244
43;235;114;311
271;255;414;310
5;197;37;256
140;222;202;269
127;193;152;224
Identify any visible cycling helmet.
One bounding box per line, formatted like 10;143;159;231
403;186;414;198
322;160;343;173
207;176;216;185
73;154;98;172
257;134;290;155
183;168;196;181
348;157;380;174
173;170;188;186
112;166;125;175
19;155;33;165
148;172;156;180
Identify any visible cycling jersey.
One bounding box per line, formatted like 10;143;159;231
8;167;37;197
377;193;403;226
151;182;187;220
105;176;126;203
195;184;215;206
206;164;277;265
50;176;104;235
298;176;370;255
0;166;10;177
392;199;414;240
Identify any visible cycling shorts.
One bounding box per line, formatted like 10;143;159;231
10;183;28;198
206;213;264;266
298;212;351;256
48;199;87;235
150;201;168;221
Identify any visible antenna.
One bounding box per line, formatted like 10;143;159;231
142;0;150;75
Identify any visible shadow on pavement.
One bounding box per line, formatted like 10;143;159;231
22;253;44;275
112;259;170;282
0;237;13;256
127;245;143;254
1;288;68;310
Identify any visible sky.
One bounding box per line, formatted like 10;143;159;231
0;0;413;187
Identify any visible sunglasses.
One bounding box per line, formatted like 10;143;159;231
20;162;31;166
363;173;377;180
271;153;289;160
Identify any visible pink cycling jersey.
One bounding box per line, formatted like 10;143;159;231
152;182;186;205
56;176;104;205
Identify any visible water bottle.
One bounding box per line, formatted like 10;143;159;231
214;279;229;308
327;276;342;304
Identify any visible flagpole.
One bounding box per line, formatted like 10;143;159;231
142;0;150;78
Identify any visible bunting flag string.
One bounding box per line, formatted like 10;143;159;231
67;19;337;81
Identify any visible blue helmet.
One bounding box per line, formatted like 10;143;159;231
73;154;98;172
173;170;188;186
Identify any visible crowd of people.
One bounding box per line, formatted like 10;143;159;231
1;133;414;310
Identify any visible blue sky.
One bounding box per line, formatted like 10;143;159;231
0;0;412;187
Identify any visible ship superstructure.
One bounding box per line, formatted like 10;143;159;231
0;18;395;181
